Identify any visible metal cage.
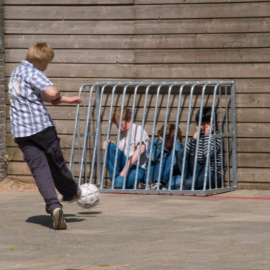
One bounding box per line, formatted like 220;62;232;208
69;81;237;195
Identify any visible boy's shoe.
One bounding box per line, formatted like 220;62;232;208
62;188;81;203
52;208;67;230
150;182;159;190
137;182;146;189
150;181;166;190
104;185;122;189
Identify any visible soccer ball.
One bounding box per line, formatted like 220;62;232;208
77;183;100;209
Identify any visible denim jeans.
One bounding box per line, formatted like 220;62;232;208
176;148;220;190
145;151;181;190
105;143;145;189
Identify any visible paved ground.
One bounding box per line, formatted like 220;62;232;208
1;189;270;270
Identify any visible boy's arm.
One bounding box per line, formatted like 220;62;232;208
52;95;82;105
44;85;60;102
119;142;146;177
42;85;61;103
43;86;82;104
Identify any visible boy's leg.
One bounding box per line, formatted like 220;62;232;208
193;163;205;190
30;127;78;200
15;138;62;214
155;154;177;186
115;166;145;189
165;175;181;190
144;164;155;184
176;148;190;180
104;143;126;183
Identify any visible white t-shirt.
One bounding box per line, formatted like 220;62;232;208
118;123;149;168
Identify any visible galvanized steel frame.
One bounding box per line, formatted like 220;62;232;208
69;81;237;196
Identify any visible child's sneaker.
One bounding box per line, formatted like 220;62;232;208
137;182;147;189
62;188;81;203
150;181;166;190
52;208;67;230
150;182;159;190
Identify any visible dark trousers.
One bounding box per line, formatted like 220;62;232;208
15;127;78;214
176;149;220;190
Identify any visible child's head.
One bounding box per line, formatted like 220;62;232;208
195;106;216;133
26;42;54;70
112;106;132;134
158;123;182;149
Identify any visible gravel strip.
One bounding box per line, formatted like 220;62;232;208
0;177;38;191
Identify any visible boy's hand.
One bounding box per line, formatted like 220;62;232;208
59;96;82;104
120;166;129;177
66;96;82;104
102;140;114;150
193;125;199;139
204;123;211;134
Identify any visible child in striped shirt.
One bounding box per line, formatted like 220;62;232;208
177;107;222;190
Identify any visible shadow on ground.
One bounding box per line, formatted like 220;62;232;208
25;214;87;229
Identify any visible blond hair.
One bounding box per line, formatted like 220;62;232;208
157;123;182;142
112;106;132;124
26;42;54;65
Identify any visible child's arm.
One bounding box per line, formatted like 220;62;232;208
52;95;82;105
119;142;146;177
43;85;60;103
42;85;82;105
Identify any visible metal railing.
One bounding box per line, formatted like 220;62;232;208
69;81;237;195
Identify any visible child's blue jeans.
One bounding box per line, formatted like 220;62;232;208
105;143;145;189
176;148;220;190
146;152;181;189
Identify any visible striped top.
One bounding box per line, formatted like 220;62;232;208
8;60;54;138
186;132;222;174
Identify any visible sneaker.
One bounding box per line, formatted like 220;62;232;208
150;182;159;190
52;208;67;230
104;185;122;189
62;188;81;203
137;182;146;189
151;181;166;190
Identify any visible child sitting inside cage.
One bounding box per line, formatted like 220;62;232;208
102;106;149;189
143;123;183;190
176;106;222;190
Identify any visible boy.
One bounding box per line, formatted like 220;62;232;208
146;123;183;190
177;107;222;190
102;106;149;189
8;42;82;230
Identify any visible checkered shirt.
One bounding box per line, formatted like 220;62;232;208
9;60;54;138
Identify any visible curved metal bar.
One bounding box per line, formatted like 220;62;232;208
180;82;199;191
89;83;110;184
168;83;188;190
145;83;165;188
134;82;155;189
192;82;210;191
203;82;221;191
100;83;126;189
69;83;84;171
78;83;99;186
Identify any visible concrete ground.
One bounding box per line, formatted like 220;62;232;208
1;189;270;270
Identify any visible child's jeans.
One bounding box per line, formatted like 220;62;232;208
176;148;221;190
105;143;145;189
15;127;78;214
146;152;181;189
